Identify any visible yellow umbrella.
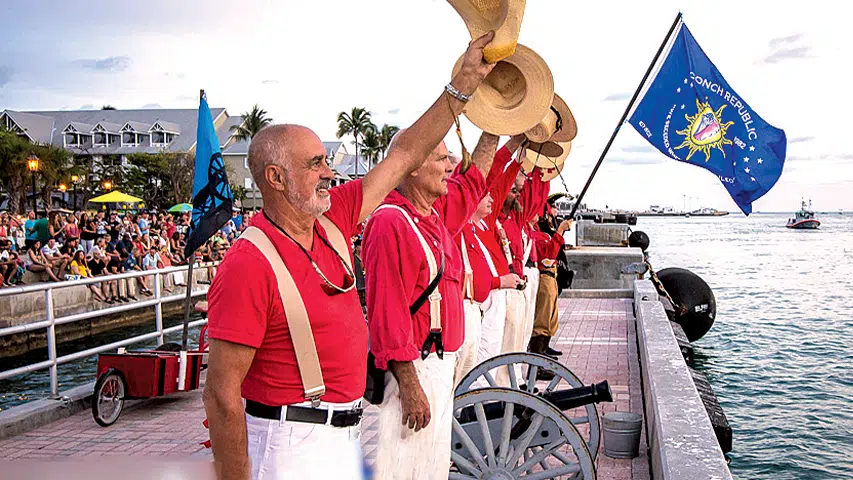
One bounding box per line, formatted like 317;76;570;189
88;190;144;203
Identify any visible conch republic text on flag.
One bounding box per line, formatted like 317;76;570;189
628;23;787;215
184;91;234;257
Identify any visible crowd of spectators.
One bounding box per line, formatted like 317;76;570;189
0;209;251;297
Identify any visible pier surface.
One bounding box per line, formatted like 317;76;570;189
0;297;649;479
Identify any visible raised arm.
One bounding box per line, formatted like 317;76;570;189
358;32;497;223
471;132;499;179
520;167;548;224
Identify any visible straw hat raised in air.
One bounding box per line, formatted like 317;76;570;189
521;140;572;182
524;93;577;143
447;0;526;63
452;43;554;136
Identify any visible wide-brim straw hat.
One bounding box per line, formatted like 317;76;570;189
521;140;571;182
447;0;526;63
524;93;577;143
452;43;554;136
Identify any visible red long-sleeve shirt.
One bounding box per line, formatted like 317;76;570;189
534;229;565;270
363;167;486;370
458;224;502;303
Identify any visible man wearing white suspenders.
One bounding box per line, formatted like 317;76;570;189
363;131;502;480
203;33;497;480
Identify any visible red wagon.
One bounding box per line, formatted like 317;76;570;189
91;302;210;427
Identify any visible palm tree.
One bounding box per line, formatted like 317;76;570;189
101;105;116;110
230;104;273;142
230;104;273;210
359;126;381;169
378;124;400;163
336;108;373;177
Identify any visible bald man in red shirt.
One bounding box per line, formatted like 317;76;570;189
363;131;503;480
202;34;497;480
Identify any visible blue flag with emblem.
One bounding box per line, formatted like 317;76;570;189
628;23;787;215
184;91;233;257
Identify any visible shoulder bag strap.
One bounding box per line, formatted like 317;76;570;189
460;231;474;300
372;205;445;359
239;226;325;406
316;215;352;270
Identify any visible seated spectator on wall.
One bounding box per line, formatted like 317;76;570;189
70;250;107;303
0;240;21;287
121;250;152;296
26;240;62;282
41;238;69;280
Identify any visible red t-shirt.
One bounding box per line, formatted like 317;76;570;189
206;180;367;406
363;167;485;370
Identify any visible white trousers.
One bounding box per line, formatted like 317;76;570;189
245;399;363;480
523;267;540;348
455;300;482;387
476;290;507;377
374;352;456;480
502;289;528;386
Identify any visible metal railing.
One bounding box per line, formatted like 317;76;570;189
0;262;220;398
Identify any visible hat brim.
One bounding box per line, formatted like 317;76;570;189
453;44;554;136
521;141;571;182
524;93;577;143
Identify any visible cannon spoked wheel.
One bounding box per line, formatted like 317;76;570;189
450;388;596;480
456;352;602;463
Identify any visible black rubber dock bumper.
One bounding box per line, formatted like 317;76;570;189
670;321;695;363
689;367;733;453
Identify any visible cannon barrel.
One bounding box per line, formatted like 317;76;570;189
456;380;612;425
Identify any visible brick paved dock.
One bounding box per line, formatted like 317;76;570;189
0;297;649;479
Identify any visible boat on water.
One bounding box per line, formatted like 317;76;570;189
786;199;821;229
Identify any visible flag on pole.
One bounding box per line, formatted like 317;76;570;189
184;91;233;257
628;23;787;215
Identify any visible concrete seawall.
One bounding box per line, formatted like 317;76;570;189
633;279;733;480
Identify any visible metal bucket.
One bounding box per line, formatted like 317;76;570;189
602;412;643;458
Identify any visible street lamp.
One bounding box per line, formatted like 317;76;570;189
26;154;39;214
71;174;79;210
103;180;112;191
59;183;67;192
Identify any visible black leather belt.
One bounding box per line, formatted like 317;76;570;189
245;400;363;427
525;260;536;268
540;270;557;279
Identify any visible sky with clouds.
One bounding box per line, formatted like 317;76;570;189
1;0;849;213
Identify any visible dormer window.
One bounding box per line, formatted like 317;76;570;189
121;122;149;147
121;125;137;146
62;124;92;148
149;121;180;147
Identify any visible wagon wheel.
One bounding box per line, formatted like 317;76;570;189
450;388;596;480
457;353;602;463
92;368;126;427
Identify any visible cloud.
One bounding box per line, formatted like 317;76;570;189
77;104;95;110
261;79;279;85
142;103;162;109
761;35;812;64
388;108;401;115
164;72;186;79
789;136;814;144
73;56;132;72
621;145;657;153
0;66;12;87
762;46;812;64
175;94;196;102
769;34;803;47
603;92;631;102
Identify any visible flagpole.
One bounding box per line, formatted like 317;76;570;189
568;11;683;218
177;89;205;391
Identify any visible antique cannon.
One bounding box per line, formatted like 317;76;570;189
451;353;613;479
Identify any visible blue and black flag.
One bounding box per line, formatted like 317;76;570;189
184;91;233;257
629;23;787;215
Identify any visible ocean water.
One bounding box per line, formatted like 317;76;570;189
638;213;853;480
